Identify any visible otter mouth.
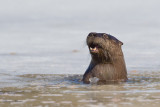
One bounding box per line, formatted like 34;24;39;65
89;44;101;53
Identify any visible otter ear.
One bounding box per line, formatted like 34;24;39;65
119;41;123;45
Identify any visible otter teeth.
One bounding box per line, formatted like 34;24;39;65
90;47;97;51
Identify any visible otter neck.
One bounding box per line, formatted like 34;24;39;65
91;53;124;65
91;56;111;64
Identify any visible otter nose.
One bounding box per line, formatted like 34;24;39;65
88;32;97;37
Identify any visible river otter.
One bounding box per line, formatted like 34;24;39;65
83;32;128;84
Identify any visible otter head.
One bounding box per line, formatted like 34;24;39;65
87;32;123;64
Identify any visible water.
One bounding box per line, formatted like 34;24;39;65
1;72;160;106
0;0;160;106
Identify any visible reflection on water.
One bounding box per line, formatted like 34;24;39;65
0;71;160;107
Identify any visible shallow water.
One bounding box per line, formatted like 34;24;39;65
1;0;160;106
1;71;160;107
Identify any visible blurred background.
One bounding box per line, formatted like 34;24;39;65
0;0;160;74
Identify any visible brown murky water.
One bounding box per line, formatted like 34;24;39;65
1;71;160;107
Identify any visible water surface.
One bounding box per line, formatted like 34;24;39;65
1;71;160;106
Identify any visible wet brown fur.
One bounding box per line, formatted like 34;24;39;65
83;32;128;84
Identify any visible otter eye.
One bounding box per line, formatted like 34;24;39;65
103;34;108;39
